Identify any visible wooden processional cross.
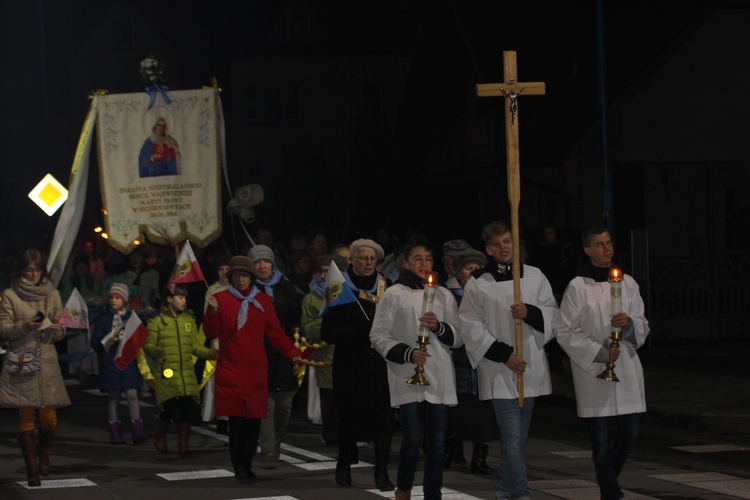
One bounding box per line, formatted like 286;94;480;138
476;51;545;407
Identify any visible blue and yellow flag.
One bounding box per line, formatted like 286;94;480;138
319;261;357;316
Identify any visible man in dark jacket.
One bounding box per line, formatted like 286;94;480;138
248;244;303;469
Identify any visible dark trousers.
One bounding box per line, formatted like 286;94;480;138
229;417;261;471
586;413;640;500
160;396;196;423
319;388;338;446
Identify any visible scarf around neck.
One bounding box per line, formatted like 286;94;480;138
254;268;283;301
345;267;379;294
111;307;128;341
309;273;326;298
14;277;56;302
226;285;264;329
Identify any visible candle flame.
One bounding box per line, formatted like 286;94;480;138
424;272;437;287
609;267;622;282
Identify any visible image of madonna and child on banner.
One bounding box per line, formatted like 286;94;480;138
96;88;222;254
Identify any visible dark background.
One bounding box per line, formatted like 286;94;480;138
0;0;717;251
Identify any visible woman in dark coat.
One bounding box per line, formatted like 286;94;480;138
320;239;395;492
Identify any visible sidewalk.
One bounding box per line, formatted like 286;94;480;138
547;336;750;436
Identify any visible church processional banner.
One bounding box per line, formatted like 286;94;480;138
96;89;221;254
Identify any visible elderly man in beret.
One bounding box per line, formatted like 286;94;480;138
204;255;302;483
321;238;395;491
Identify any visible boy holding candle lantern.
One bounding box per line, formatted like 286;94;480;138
555;225;650;500
458;220;558;500
370;237;462;500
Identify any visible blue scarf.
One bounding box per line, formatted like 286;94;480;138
226;285;264;329
254;268;283;301
309;273;326;298
344;268;381;295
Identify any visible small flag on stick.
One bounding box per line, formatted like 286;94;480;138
115;314;149;370
319;261;357;316
167;240;205;292
58;288;89;330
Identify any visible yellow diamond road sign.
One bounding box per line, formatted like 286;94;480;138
29;174;68;216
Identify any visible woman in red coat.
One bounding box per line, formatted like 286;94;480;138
203;255;302;483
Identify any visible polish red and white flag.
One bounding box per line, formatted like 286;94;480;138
115;313;149;371
167;240;206;293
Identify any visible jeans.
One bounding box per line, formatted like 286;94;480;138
491;397;536;499
397;401;449;500
586;414;639;500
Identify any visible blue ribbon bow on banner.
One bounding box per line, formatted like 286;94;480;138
145;85;173;109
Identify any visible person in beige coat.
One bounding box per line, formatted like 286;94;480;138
0;249;70;487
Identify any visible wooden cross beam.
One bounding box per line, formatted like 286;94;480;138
476;51;545;407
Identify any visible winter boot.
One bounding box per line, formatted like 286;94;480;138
38;428;54;476
394;489;411;500
109;421;125;445
335;440;353;486
155;419;168;454
373;432;394;491
19;431;41;487
131;419;147;445
335;459;352;486
470;442;494;475
178;422;192;457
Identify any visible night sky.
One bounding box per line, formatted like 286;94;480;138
0;0;715;252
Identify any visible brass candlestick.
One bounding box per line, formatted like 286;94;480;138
406;332;430;386
597;267;623;382
406;272;436;386
596;330;622;382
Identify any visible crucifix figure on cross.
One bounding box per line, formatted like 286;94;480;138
476;51;545;407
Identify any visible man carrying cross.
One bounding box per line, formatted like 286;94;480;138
459;221;558;500
460;52;556;500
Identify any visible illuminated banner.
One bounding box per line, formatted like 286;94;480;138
97;89;221;253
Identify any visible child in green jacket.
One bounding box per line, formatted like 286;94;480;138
143;284;216;457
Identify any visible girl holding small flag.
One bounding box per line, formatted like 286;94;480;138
91;283;146;445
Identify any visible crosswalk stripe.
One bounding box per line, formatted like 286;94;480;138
230;497;298;500
157;469;234;481
367;486;483;499
193;424;229;442
19;478;96;489
280;442;336;462
651;473;750;499
550;450;590;459
294;461;371;471
670;444;749;453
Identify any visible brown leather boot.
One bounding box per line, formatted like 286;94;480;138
19;431;41;486
155;419;168;454
38;429;54;476
178;422;192;457
394;488;411;500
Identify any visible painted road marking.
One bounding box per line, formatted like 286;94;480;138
157;469;235;481
19;478;96;489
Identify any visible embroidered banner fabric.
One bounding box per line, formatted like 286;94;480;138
97;89;221;253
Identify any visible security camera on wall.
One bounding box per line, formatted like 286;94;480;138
227;184;264;224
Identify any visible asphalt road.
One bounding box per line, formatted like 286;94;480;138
2;372;749;500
